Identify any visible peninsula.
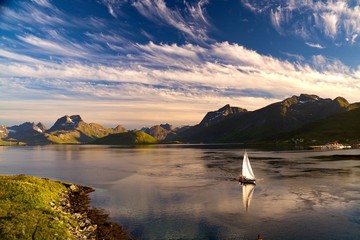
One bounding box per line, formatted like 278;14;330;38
0;175;130;240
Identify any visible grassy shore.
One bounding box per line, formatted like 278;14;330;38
0;139;25;146
0;175;130;240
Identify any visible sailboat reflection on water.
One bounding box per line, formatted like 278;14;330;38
241;182;255;212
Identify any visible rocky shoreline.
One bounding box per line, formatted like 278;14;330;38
55;182;131;240
0;175;131;239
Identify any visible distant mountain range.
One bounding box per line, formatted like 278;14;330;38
140;124;189;141
173;94;360;145
0;115;127;145
1;94;359;146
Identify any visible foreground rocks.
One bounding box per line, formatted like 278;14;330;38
56;183;131;240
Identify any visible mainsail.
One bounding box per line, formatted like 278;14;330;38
242;151;256;180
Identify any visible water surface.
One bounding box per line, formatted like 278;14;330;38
0;145;359;239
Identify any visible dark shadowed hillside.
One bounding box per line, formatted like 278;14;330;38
280;107;360;145
176;94;360;143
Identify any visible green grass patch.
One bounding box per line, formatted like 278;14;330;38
93;130;158;145
0;139;25;146
0;175;75;239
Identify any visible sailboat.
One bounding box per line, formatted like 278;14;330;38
239;151;256;184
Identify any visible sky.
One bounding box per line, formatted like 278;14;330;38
1;0;360;129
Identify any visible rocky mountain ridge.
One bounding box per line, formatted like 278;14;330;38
199;104;248;127
0;115;127;144
140;123;189;141
176;94;360;143
1;94;359;145
48;115;82;132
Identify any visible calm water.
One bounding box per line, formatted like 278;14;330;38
0;145;359;240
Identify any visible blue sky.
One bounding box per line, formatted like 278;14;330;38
1;0;360;128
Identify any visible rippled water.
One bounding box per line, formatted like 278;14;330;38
0;145;359;239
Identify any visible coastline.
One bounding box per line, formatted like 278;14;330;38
0;175;131;240
63;182;131;240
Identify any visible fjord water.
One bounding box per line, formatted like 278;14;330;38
0;145;359;239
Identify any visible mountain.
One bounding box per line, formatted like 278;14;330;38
0;125;8;138
113;124;127;133
47;115;81;132
45;115;127;144
3;122;47;143
177;94;360;143
281;107;360;145
140;123;190;141
0;115;127;145
1;94;359;146
0;126;26;145
140;123;175;140
159;123;173;131
199;104;248;127
92;130;157;145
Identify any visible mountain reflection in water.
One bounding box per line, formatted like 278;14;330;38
0;145;359;240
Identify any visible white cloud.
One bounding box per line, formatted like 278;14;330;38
0;49;47;64
351;33;358;44
32;0;51;7
17;35;88;58
241;0;360;44
132;0;211;43
108;4;117;18
311;54;350;73
85;32;128;44
321;12;339;38
270;8;283;34
1;41;359;128
281;52;305;62
305;42;325;49
100;0;129;18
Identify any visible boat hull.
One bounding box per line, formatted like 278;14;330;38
239;177;256;185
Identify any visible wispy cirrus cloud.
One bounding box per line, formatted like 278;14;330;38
17;34;88;58
1;39;360;127
1;40;359;99
131;0;212;43
33;0;52;7
0;49;46;64
100;0;129;18
0;1;66;30
311;54;350;73
242;0;360;45
305;42;325;49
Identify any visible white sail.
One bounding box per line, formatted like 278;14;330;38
242;151;256;180
242;183;255;211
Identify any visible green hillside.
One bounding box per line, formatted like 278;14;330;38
45;122;118;144
93;130;158;145
0;139;25;146
281;108;360;145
